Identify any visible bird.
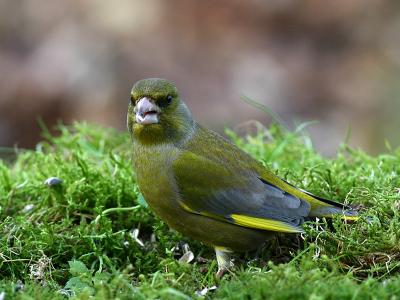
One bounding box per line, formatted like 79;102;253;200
127;78;358;277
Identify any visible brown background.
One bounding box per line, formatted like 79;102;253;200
1;0;400;155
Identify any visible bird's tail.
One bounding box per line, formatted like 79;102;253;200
306;192;358;220
278;178;359;221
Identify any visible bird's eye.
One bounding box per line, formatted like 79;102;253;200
166;95;173;104
130;96;135;106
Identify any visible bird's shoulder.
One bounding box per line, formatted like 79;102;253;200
178;123;263;172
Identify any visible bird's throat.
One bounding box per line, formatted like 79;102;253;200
132;119;195;146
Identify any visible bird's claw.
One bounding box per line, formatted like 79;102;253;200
216;267;227;279
214;246;233;278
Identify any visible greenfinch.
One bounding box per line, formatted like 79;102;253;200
127;78;357;277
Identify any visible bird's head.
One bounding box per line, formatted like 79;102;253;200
127;78;194;145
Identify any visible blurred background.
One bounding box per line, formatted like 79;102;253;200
1;0;400;155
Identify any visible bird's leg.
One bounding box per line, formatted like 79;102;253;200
214;246;233;278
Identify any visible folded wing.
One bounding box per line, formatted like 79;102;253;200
173;151;310;233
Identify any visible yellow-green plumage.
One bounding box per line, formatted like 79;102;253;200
128;78;357;275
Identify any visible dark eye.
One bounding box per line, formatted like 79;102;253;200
130;96;135;106
166;95;173;104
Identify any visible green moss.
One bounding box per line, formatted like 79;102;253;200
0;122;399;299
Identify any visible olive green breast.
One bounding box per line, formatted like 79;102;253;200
133;142;180;221
132;141;273;251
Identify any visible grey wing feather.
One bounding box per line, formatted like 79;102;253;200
253;181;310;225
173;143;311;228
177;169;311;226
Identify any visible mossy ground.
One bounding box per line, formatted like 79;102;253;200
1;122;400;299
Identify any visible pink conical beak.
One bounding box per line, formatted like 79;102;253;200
134;97;160;125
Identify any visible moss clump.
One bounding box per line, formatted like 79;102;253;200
0;122;400;299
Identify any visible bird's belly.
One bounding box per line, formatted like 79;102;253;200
141;184;273;251
174;212;275;252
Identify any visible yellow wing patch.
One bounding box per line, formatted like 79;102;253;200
231;214;304;233
317;213;359;221
180;202;305;233
341;215;359;221
180;202;198;214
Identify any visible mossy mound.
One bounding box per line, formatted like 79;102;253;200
1;122;399;299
